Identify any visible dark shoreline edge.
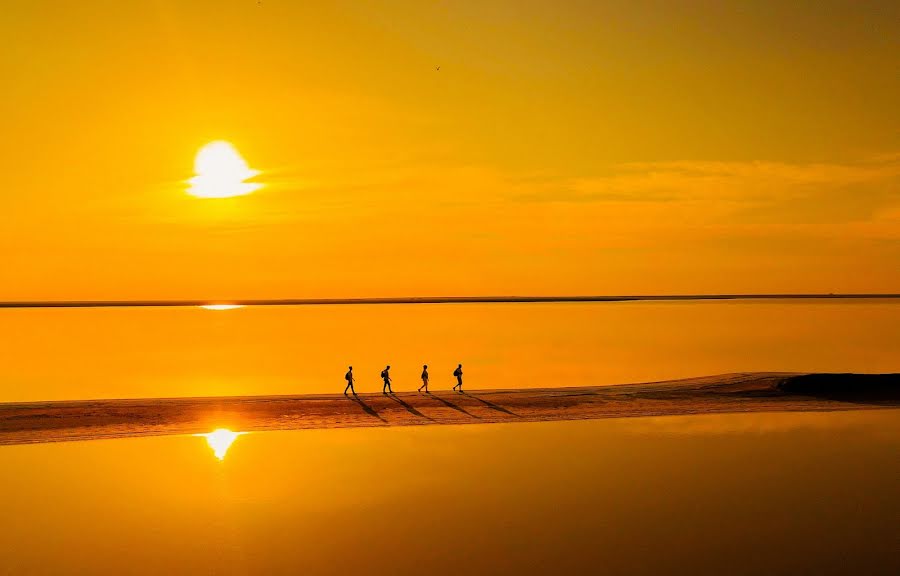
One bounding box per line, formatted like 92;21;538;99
1;294;898;309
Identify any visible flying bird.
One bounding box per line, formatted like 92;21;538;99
436;66;440;71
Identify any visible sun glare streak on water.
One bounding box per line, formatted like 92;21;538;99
200;304;245;311
187;141;261;198
198;429;244;460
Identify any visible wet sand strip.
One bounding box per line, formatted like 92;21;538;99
0;372;897;446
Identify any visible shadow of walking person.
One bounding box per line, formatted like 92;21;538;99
387;394;435;422
349;395;387;423
426;392;480;419
459;391;521;417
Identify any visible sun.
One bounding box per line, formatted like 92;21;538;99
187;141;261;198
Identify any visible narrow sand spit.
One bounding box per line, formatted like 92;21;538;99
1;373;896;445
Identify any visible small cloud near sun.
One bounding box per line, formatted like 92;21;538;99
187;141;261;198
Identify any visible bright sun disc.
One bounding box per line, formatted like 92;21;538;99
187;141;261;198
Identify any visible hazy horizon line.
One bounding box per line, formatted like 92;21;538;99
0;294;898;309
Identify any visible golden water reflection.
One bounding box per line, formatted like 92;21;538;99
0;410;898;574
1;301;898;402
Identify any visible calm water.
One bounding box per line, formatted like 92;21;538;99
0;410;897;575
0;300;898;402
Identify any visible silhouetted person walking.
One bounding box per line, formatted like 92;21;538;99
381;365;393;394
452;363;463;392
418;364;429;392
344;366;356;395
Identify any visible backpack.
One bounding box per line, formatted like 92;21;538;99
380;370;388;379
345;372;351;381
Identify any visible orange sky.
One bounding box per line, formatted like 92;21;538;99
1;1;898;299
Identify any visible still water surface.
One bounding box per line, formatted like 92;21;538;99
0;300;897;402
0;410;897;575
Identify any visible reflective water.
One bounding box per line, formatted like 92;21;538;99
0;300;898;401
0;410;897;575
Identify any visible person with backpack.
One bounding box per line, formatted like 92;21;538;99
343;366;356;395
452;363;463;392
381;365;393;394
418;364;429;393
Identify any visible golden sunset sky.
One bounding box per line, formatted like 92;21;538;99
1;1;897;300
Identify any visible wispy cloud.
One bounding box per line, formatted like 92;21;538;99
521;155;899;215
504;156;899;250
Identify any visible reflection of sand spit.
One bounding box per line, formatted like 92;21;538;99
622;409;900;437
0;373;896;446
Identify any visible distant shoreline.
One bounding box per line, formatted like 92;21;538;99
1;373;896;446
1;294;898;309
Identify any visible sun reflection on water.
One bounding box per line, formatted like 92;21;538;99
199;304;245;311
197;429;245;460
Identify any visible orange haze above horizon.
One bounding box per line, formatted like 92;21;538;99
1;1;898;300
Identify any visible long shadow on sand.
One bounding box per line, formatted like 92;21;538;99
349;395;387;423
388;394;435;422
459;391;521;417
425;392;480;419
